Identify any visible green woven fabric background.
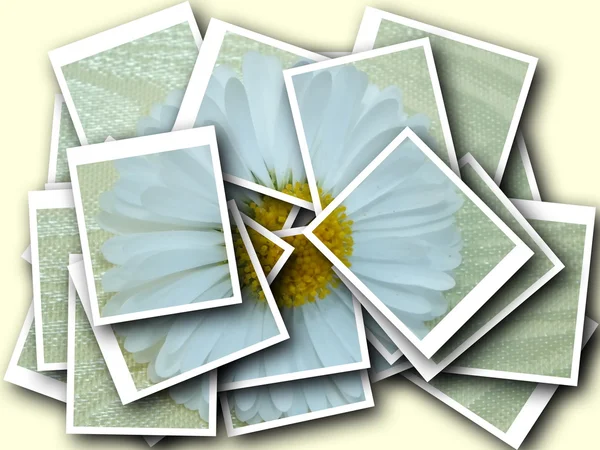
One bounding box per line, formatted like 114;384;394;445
54;100;79;183
352;47;451;168
73;296;207;429
17;319;66;382
374;20;531;178
37;208;80;364
430;164;554;362
62;23;198;144
216;32;309;74
426;372;536;432
500;141;534;200
454;220;586;377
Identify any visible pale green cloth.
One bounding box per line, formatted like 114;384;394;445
37;207;80;364
62;23;198;144
453;219;586;377
373;19;531;178
53;100;79;183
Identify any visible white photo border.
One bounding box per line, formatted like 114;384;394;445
49;1;202;146
67;200;288;405
304;128;533;358
352;6;538;185
28;188;75;371
218;226;371;392
4;303;66;402
173;18;329;211
284;37;460;214
67;126;242;326
405;317;597;449
445;199;595;386
220;370;374;436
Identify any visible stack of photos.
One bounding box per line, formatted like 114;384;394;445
4;2;597;449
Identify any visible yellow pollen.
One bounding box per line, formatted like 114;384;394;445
270;184;354;309
249;195;292;231
233;227;283;302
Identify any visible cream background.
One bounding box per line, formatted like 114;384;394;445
0;0;598;448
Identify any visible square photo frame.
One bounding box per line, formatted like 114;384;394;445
305;128;533;358
68;126;241;325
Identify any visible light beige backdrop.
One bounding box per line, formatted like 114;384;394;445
0;0;598;448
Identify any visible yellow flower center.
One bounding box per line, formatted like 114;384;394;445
234;183;354;308
248;195;293;232
275;185;354;308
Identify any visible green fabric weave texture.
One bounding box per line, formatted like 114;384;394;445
37;207;81;364
430;164;554;362
374;20;531;178
73;296;208;429
454;220;586;377
62;23;198;144
54;101;80;183
427;372;537;432
18;319;66;382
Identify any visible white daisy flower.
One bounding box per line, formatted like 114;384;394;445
291;63;433;211
97;145;235;317
228;372;366;425
112;224;283;384
137;89;300;233
311;138;464;338
194;51;312;206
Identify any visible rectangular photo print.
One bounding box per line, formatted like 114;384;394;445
221;371;373;435
47;94;79;185
173;18;328;210
68;126;241;325
404;317;597;449
365;153;563;380
445;200;594;386
66;201;288;405
284;37;459;214
353;7;537;183
67;258;217;436
49;1;201;146
4;303;67;402
305;129;533;358
218;225;370;392
29;188;79;371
